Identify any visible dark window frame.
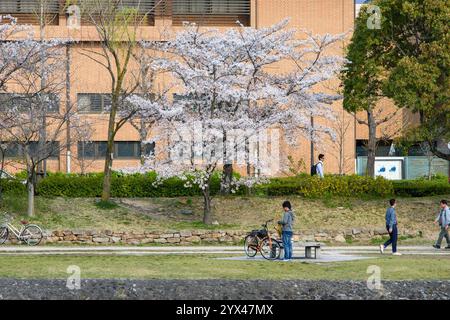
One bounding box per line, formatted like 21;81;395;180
0;141;60;159
0;93;60;113
77;93;112;114
78;141;155;159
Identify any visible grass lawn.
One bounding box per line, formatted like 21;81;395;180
0;254;449;280
0;194;448;238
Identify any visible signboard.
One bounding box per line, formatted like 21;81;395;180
375;159;403;180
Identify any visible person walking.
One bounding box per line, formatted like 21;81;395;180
379;199;401;255
278;201;295;261
316;154;325;179
432;200;450;249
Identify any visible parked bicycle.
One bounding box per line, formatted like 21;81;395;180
244;219;282;260
0;213;43;246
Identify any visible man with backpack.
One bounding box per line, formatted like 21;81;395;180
311;154;325;178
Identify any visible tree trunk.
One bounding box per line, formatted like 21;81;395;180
366;109;377;178
221;163;233;195
27;171;35;217
202;187;212;225
139;122;148;165
220;130;233;195
310;116;315;170
428;156;433;180
101;138;114;202
140;142;146;165
102;95;118;202
0;152;5;203
428;140;450;161
339;135;344;175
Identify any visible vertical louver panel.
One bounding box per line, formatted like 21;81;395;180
170;0;250;26
81;0;156;26
89;94;103;113
172;0;250;15
0;0;60;25
118;0;156;13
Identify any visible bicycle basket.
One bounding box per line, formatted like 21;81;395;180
249;229;268;238
257;229;268;238
249;230;259;237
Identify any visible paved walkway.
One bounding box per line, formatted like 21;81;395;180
0;245;448;256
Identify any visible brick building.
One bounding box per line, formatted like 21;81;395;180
0;0;448;179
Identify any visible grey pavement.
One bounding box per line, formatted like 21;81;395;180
0;245;448;257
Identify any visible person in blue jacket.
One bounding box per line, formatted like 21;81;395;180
379;199;401;255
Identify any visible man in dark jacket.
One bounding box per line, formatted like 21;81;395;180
379;199;401;255
278;201;295;261
433;200;450;249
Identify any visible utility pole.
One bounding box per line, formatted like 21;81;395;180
38;0;48;178
65;42;72;173
310;116;314;168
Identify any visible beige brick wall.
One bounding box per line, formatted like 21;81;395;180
3;1;414;176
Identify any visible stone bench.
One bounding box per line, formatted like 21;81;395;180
279;241;321;259
298;242;321;259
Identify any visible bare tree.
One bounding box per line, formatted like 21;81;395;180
76;0;161;202
0;39;88;216
329;108;353;175
354;104;403;177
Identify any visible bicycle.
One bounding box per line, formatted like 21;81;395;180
0;213;43;246
244;219;282;260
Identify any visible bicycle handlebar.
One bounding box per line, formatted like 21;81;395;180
1;213;13;222
262;219;274;228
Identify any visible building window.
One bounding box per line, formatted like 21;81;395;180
356;140;402;157
77;141;107;159
78;94;111;113
0;141;59;159
116;141;137;158
78;141;155;159
0;93;59;113
171;0;251;26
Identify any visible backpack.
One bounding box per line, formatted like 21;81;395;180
310;164;317;176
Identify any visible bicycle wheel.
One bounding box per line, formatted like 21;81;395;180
260;238;281;260
0;227;8;244
244;235;258;257
21;224;43;246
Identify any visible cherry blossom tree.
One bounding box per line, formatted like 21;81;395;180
126;20;346;224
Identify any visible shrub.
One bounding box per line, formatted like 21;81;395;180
257;175;394;198
0;179;26;195
37;174;103;197
34;171;450;199
36;171;228;198
393;180;450;197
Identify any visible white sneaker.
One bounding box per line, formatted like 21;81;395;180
379;244;384;254
392;252;402;256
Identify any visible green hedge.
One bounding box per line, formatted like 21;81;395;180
35;172;225;198
0;179;26;195
7;171;448;198
255;175;394;198
393;180;450;197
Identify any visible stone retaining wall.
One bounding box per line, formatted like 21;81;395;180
28;227;428;245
